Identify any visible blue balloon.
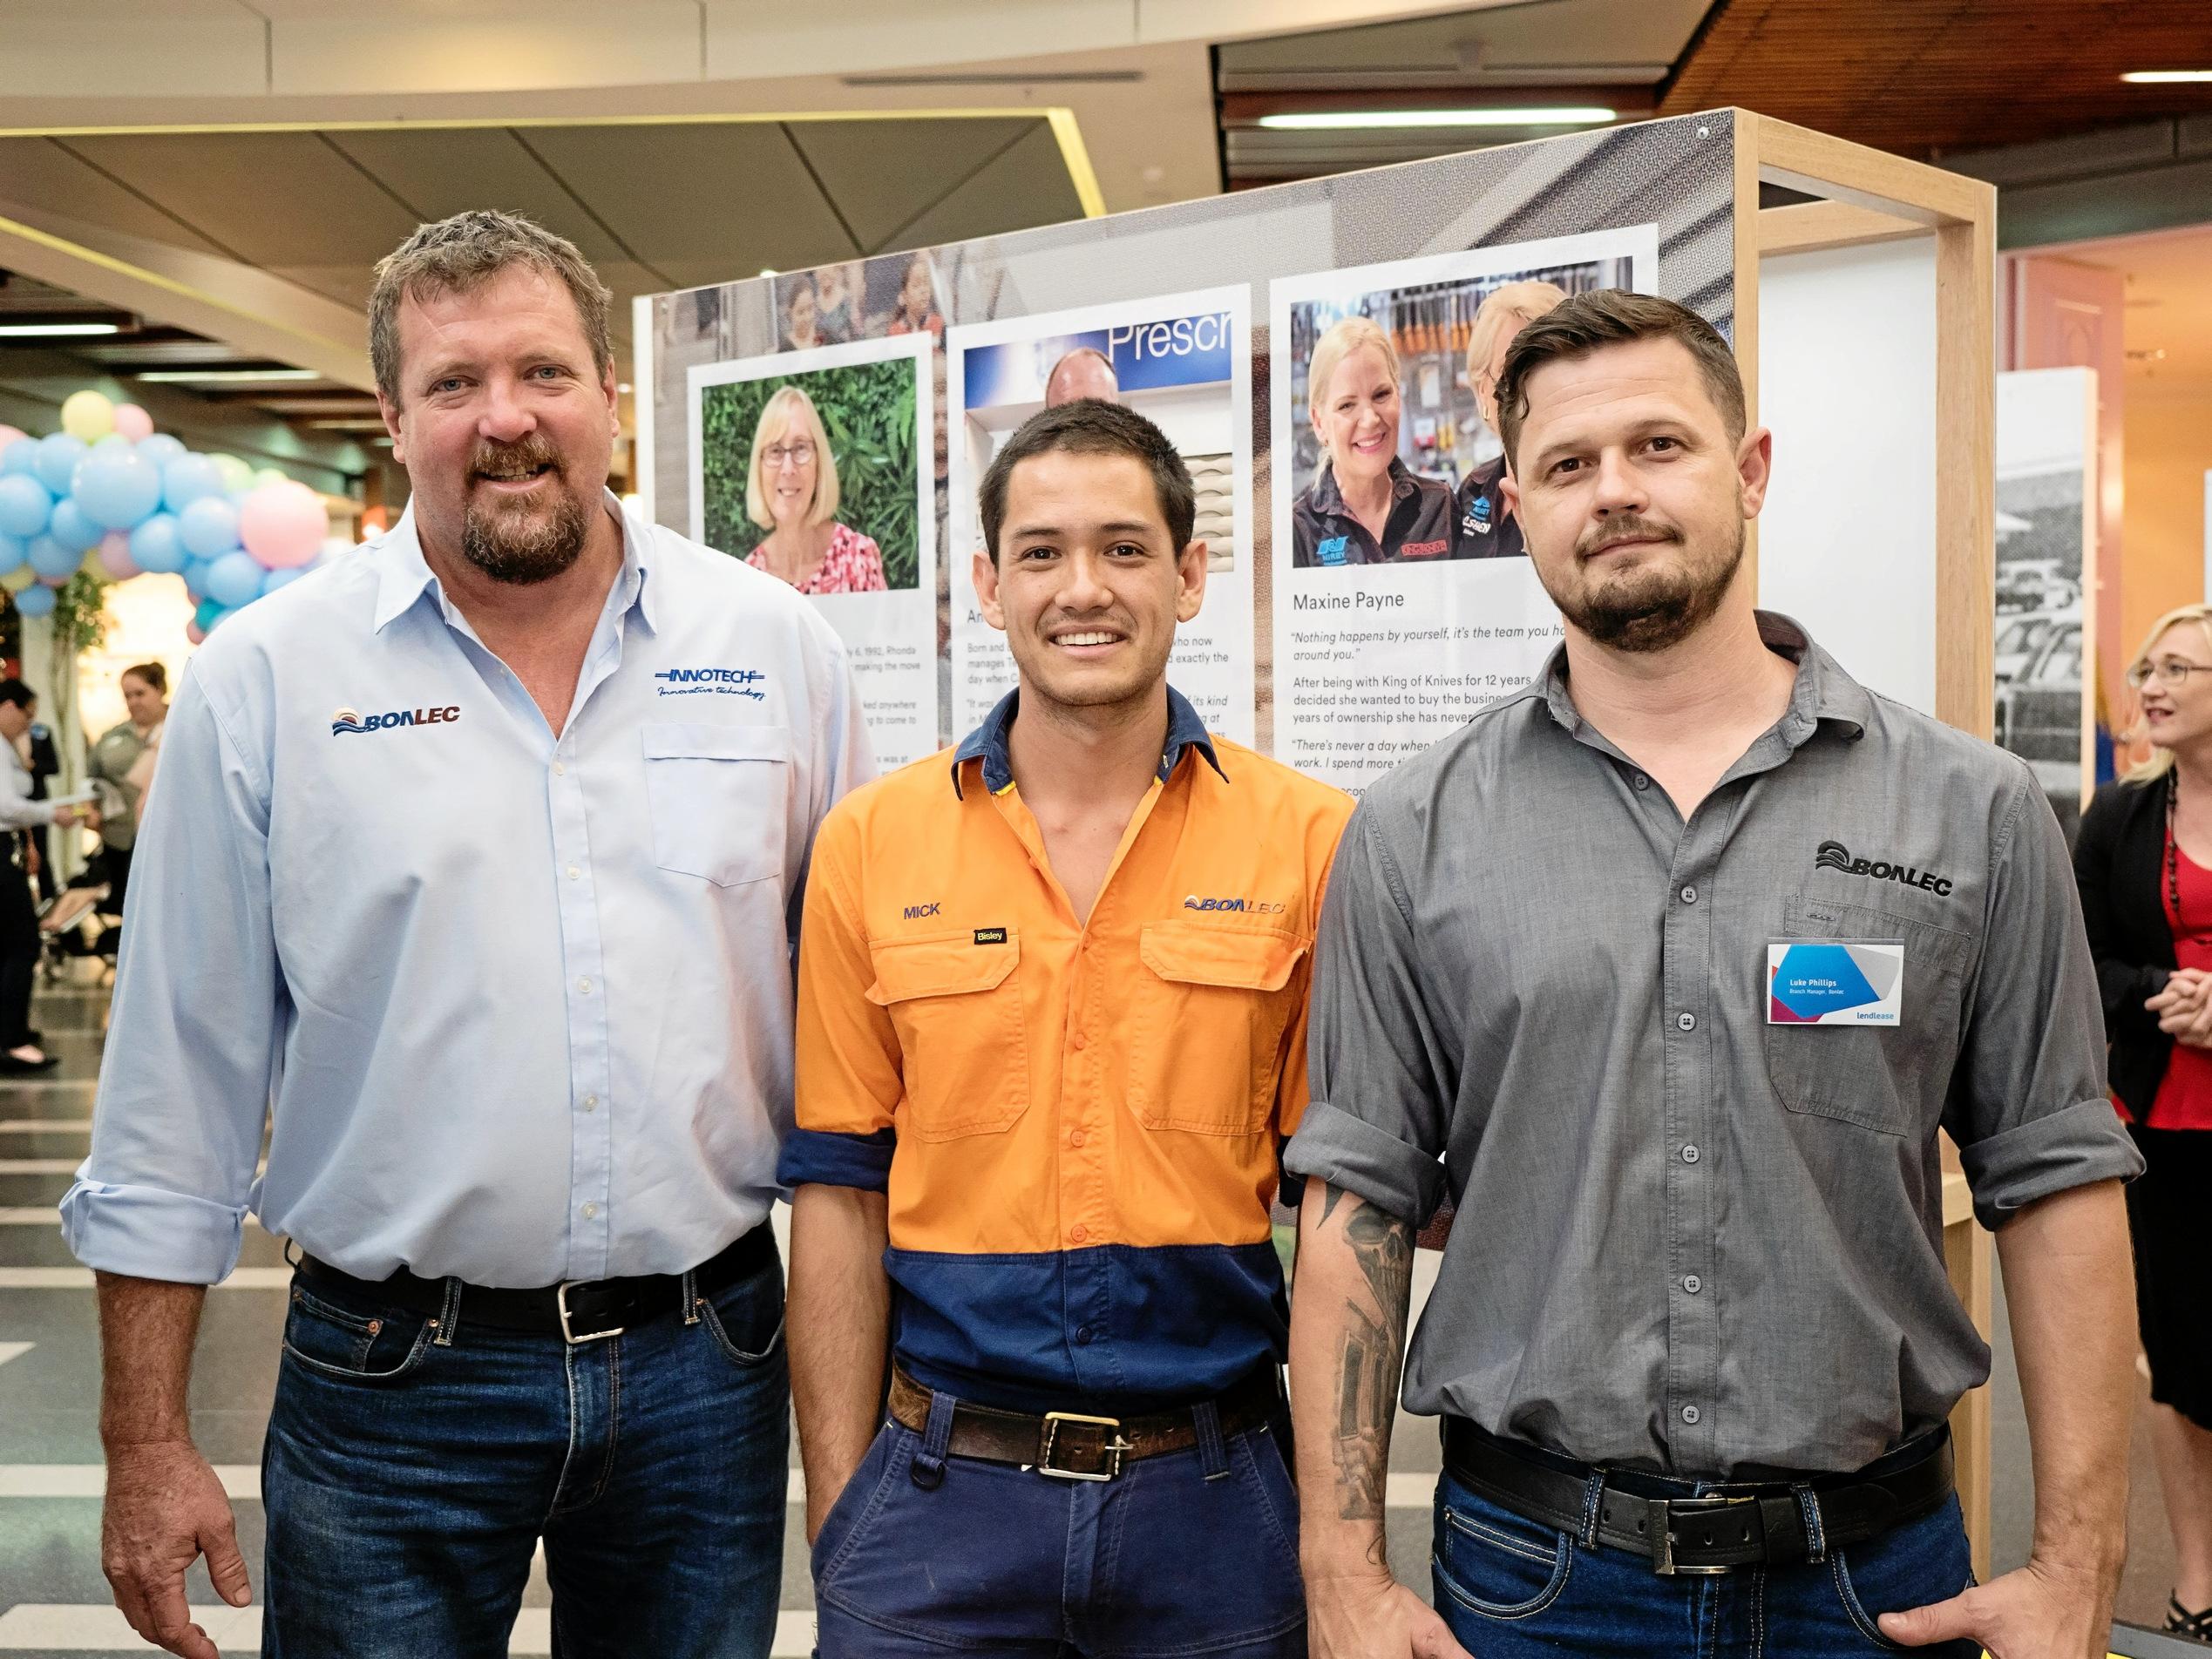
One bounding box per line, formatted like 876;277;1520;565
193;597;225;633
135;433;186;469
178;494;241;559
129;511;187;575
33;433;87;496
12;584;56;620
71;445;162;531
26;534;78;580
204;550;264;609
92;432;132;453
181;557;214;602
160;453;225;515
46;498;100;555
0;437;38;477
261;565;308;597
0;533;24;578
0;473;51;539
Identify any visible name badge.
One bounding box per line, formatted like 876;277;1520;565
1767;940;1903;1026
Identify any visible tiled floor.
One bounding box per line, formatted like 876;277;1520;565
0;981;2180;1654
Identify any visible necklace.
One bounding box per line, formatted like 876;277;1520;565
2165;772;2212;944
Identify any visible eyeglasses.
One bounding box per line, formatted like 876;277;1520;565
762;441;816;469
2127;658;2212;689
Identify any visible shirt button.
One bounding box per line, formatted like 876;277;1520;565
582;1202;598;1220
578;977;593;994
1679;884;1698;904
1682;1405;1701;1425
567;865;581;881
1682;1144;1701;1164
1069;1129;1086;1148
582;1094;598;1113
1075;1326;1094;1345
1676;1012;1696;1031
1684;1274;1702;1294
1072;1029;1088;1050
553;762;567;777
1069;1224;1088;1244
1632;773;1650;790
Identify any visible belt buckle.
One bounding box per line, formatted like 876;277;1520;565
1037;1412;1130;1482
555;1282;624;1346
1652;1493;1755;1577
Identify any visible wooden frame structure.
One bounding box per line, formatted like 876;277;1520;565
1735;109;2000;1576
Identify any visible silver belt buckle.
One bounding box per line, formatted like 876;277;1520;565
1037;1412;1131;1481
555;1281;623;1345
1652;1494;1754;1576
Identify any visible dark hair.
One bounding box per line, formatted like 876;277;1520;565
1496;290;1746;470
122;661;167;697
0;679;35;712
977;399;1196;562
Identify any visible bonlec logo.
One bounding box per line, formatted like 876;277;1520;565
1184;894;1287;914
331;704;460;736
1815;839;1953;897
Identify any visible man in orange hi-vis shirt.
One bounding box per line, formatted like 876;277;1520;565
781;398;1352;1657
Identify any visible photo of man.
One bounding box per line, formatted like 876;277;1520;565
1043;345;1122;407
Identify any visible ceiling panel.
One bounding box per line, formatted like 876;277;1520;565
520;124;862;277
65;133;424;267
261;263;380;311
885;123;1089;255
324;128;651;275
1218;0;1711;89
785;117;1042;254
0;138;236;259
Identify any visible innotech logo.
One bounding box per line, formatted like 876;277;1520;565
655;667;766;701
331;704;460;736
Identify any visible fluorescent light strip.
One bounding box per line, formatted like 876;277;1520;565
1257;106;1616;132
135;368;322;383
2121;69;2212;83
0;322;120;338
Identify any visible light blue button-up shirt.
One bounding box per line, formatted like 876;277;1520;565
63;492;871;1287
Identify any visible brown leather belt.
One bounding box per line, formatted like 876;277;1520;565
887;1365;1284;1482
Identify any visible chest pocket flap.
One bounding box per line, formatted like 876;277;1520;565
1132;923;1310;1134
864;931;1028;1141
640;722;792;888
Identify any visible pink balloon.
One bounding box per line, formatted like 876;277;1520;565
237;479;327;569
97;531;140;580
112;404;154;444
185;620;207;645
0;425;23;450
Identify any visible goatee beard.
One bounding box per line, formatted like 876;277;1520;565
1559;517;1743;654
458;437;590;585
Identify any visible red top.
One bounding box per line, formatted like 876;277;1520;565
746;521;886;595
2150;832;2212;1130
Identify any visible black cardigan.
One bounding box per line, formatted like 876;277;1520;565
2073;775;2176;1118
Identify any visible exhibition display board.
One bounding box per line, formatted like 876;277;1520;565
640;108;1998;1571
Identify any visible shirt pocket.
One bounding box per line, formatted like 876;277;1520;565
865;929;1030;1141
1129;922;1311;1135
1763;897;1972;1136
641;723;791;889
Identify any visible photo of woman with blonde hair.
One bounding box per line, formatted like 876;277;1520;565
1289;315;1453;569
743;383;888;594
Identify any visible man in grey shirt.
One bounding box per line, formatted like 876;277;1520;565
1285;290;2141;1659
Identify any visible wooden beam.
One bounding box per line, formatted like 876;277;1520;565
1757;200;1929;257
1935;207;1998;741
1748;111;1989;226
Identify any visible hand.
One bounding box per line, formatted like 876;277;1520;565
2147;970;2209;1019
101;1440;252;1659
24;842;38;877
1879;1555;2117;1657
1306;1571;1473;1659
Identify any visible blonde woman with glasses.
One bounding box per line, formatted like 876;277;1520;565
743;383;887;594
2074;601;2212;1643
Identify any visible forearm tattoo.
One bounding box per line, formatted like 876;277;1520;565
1328;1194;1413;1540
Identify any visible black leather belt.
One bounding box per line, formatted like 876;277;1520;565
1442;1419;1953;1576
296;1225;775;1345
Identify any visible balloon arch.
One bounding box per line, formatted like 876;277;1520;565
0;390;342;646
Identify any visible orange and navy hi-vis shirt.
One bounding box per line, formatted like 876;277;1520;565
780;687;1354;1414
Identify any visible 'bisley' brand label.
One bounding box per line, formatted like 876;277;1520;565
1814;839;1953;898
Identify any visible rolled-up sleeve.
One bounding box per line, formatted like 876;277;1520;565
1948;771;2143;1229
59;667;278;1283
1283;804;1451;1224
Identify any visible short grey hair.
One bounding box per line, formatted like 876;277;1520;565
368;210;613;406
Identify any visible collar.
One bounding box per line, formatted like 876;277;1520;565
1535;611;1873;747
1310;455;1419;521
950;685;1227;800
372;488;655;635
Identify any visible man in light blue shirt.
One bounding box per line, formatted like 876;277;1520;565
64;211;869;1659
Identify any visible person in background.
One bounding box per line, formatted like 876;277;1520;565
22;703;58;904
784;274;824;352
1044;345;1121;408
884;251;943;336
2073;601;2212;1645
1290;315;1453;569
85;660;168;930
1454;280;1566;559
813;261;861;343
0;678;93;1073
743;384;888;594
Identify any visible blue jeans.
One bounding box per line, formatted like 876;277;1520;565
1431;1469;1978;1657
811;1394;1306;1656
261;1243;790;1658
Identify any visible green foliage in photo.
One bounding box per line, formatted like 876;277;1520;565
698;360;919;589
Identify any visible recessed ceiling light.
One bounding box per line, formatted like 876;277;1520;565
759;267;778;278
135;368;323;383
2121;70;2212;83
0;322;122;337
1257;106;1616;132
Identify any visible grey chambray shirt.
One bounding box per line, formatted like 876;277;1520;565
1284;613;2142;1478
